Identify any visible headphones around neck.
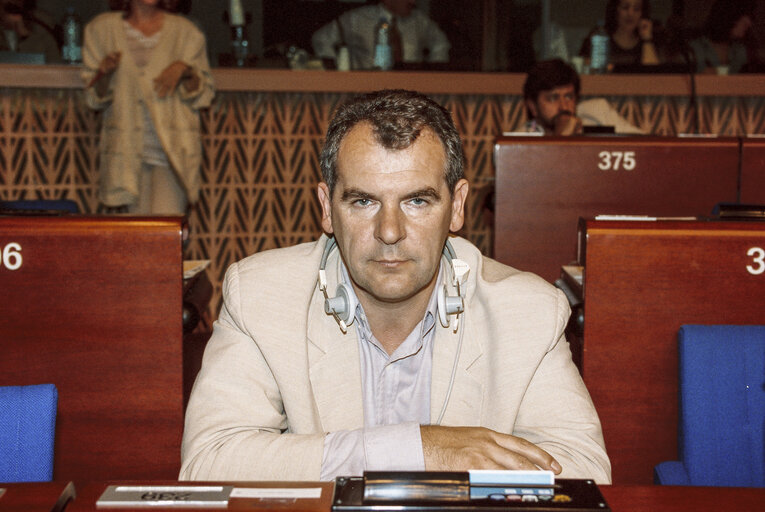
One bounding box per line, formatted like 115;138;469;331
318;237;470;334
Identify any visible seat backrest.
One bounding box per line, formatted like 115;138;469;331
0;384;58;483
0;200;79;214
678;325;765;487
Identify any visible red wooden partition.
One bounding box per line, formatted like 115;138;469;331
740;137;765;206
0;216;185;482
493;136;740;282
577;219;765;484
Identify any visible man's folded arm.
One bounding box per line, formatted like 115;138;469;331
180;266;327;481
321;422;424;480
511;292;611;484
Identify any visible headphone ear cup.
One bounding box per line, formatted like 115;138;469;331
324;282;357;326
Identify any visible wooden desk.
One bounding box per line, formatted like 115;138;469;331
62;481;765;512
493;136;740;282
0;481;75;512
740;138;765;205
0;216;185;482
577;219;765;485
599;484;765;512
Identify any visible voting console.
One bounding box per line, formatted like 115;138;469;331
0;216;185;482
574;219;765;485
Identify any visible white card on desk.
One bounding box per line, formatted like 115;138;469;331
230;487;323;499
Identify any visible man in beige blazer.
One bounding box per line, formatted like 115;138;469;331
180;90;610;484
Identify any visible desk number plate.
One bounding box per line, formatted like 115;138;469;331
96;486;233;508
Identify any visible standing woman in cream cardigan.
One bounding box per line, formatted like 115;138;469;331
82;0;214;214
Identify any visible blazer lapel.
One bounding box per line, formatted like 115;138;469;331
430;309;485;425
306;250;364;432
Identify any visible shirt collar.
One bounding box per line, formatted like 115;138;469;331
340;262;442;358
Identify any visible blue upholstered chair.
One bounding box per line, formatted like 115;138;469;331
654;325;765;487
0;384;58;483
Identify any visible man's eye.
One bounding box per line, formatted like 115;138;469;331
354;198;372;207
409;197;428;206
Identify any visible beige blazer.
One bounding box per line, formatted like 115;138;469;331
180;236;611;483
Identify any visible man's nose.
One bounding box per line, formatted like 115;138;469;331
375;204;405;245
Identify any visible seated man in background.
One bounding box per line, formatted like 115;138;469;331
0;0;60;63
311;0;450;70
523;59;644;135
180;89;610;483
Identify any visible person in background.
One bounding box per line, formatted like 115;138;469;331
533;21;570;63
580;0;661;68
523;59;644;135
0;0;60;62
311;0;450;70
689;0;758;74
180;89;610;483
82;0;214;214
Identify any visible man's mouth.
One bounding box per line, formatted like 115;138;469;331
375;259;407;268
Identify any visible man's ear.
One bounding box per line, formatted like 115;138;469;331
449;179;469;232
525;99;538;119
317;182;334;234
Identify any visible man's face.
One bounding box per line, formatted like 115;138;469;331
0;0;23;29
526;84;577;132
317;122;468;309
730;15;752;40
382;0;416;18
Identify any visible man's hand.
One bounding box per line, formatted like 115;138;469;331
638;19;653;42
154;61;196;98
552;111;583;136
421;425;562;473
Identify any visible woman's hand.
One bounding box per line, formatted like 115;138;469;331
91;52;121;96
98;51;122;75
154;61;198;98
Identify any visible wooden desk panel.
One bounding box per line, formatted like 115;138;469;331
62;481;765;512
494;137;740;282
0;481;75;512
0;216;184;482
599;485;765;512
579;219;765;485
740;138;765;205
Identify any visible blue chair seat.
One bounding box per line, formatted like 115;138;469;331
0;384;58;483
654;325;765;487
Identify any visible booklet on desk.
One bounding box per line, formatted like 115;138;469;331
96;485;233;508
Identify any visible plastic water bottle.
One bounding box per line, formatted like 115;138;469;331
373;18;393;70
229;0;249;67
589;20;609;74
61;6;82;64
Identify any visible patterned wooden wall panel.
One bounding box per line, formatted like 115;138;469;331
1;87;762;321
0;90;100;211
